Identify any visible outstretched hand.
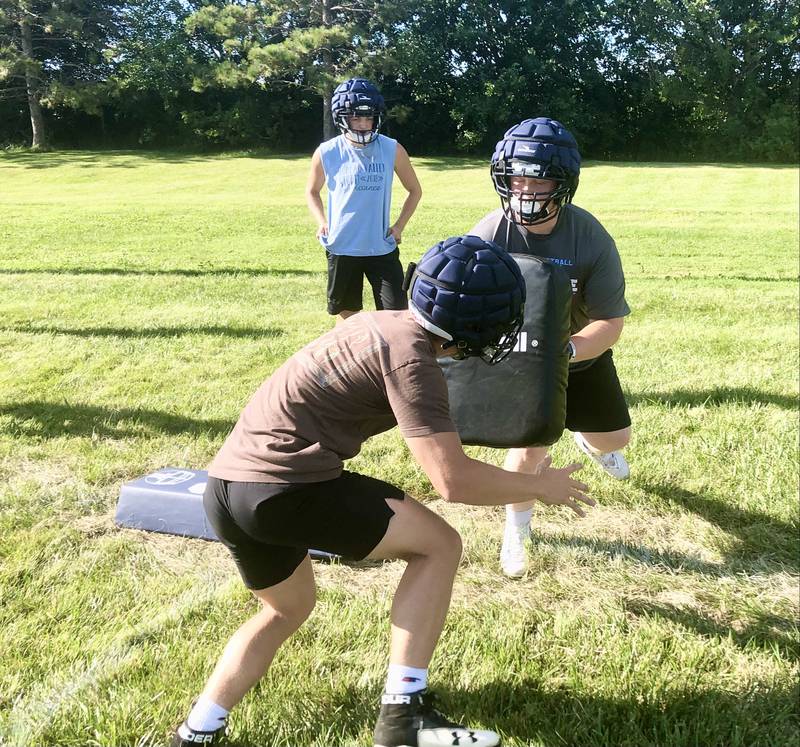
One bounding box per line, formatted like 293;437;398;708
533;455;595;517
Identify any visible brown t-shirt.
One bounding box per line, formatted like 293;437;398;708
208;310;457;483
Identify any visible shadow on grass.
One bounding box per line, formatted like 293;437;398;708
0;149;310;168
627;386;798;411
4;150;792;171
536;478;798;575
641;479;799;570
0;266;318;278
584;160;794;170
269;678;799;747
531;532;730;576
416;155;486;170
4;324;285;340
432;677;800;747
623;599;799;659
414;158;794;171
0;401;233;440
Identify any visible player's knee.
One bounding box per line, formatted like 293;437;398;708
434;522;463;568
612;426;631;450
507;447;547;471
259;590;316;631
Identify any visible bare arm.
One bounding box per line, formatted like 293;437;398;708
405;431;593;515
388;144;422;243
305;148;328;238
570;316;624;362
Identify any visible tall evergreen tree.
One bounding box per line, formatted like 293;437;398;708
187;0;408;140
0;0;123;148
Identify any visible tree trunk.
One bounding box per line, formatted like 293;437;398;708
20;17;46;149
323;93;334;141
321;0;335;141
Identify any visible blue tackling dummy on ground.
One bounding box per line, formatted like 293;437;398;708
115;467;338;560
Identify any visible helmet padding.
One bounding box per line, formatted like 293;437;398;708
331;78;385;145
491;118;581;225
408;236;526;365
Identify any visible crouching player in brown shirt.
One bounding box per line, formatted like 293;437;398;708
171;236;593;747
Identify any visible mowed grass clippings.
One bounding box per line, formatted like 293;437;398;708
0;150;797;747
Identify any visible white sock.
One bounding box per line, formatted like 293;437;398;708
186;696;229;732
506;506;533;528
385;664;428;695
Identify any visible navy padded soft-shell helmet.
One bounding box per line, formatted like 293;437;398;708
331;78;385;144
490;117;581;225
408;235;526;365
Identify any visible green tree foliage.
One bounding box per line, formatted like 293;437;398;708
395;1;609;150
112;0;194;97
659;0;799;161
0;0;795;160
104;0;200;145
0;0;123;147
186;0;410;139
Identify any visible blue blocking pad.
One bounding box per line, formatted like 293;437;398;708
116;467;217;539
115;467;338;560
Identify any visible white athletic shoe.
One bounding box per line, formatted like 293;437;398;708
500;520;530;578
574;431;630;480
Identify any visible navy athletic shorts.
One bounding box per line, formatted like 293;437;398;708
565;349;631;433
326;248;408;315
203;471;404;590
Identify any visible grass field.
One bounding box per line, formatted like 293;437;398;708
0;150;798;747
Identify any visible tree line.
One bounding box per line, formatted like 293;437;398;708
1;0;797;161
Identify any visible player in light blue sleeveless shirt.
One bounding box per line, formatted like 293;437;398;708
318;133;398;257
307;78;422;322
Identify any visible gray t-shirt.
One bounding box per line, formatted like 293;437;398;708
470;205;630;369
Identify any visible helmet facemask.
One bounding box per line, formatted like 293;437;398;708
440;317;523;365
492;158;573;226
477;316;525;364
335;104;383;145
490;118;581;227
439;314;524;365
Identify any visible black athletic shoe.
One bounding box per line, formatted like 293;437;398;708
373;690;500;747
169;720;226;746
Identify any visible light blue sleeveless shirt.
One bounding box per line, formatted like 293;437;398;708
319;134;397;256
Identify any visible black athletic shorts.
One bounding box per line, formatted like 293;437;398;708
565;349;631;433
203;471;404;590
326;248;408;315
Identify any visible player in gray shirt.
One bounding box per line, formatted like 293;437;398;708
470;117;632;577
